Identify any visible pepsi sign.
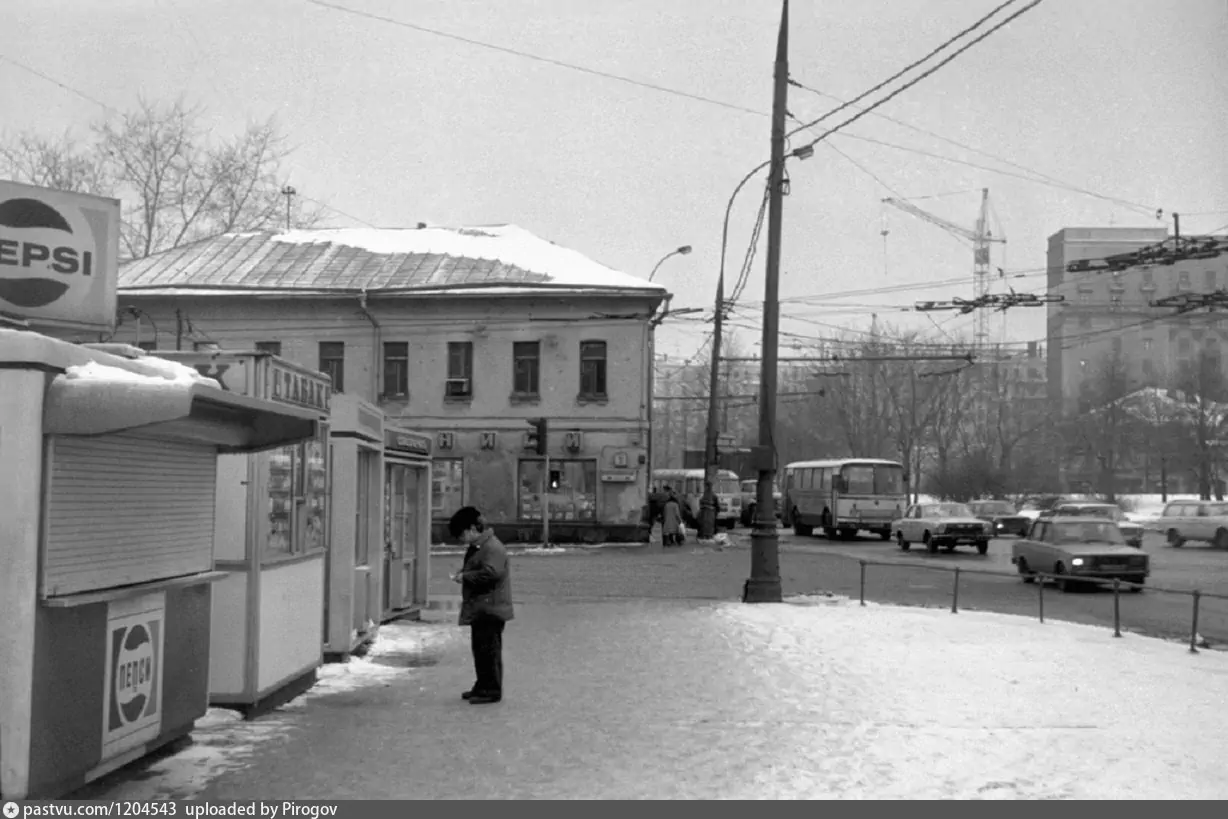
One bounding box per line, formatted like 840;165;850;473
102;596;165;758
0;179;120;331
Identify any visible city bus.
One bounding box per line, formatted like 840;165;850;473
781;458;908;540
651;468;742;529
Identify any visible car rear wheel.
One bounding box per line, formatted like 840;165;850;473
1016;557;1035;583
924;532;937;554
976;540;989;555
793;511;813;537
896;531;910;551
879;530;891;541
1215;529;1228;550
1167;529;1185;548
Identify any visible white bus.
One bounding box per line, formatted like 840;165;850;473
781;458;908;540
651;468;742;529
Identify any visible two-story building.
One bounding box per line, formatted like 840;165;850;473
108;225;669;543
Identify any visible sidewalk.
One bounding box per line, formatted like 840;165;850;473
79;595;1228;800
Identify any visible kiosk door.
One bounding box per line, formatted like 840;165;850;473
384;461;420;615
353;449;374;633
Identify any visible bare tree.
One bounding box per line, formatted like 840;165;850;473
1;97;322;260
1170;349;1228;499
1065;352;1137;500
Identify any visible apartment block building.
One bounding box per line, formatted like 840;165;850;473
1046;226;1228;413
107;225;668;543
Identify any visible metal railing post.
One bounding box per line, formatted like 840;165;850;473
1190;590;1202;654
859;560;866;607
1112;578;1122;638
1037;573;1045;623
951;567;960;613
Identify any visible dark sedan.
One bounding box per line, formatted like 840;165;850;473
968;500;1032;538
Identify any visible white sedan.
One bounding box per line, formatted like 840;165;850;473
893;502;993;555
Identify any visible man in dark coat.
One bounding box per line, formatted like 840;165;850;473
448;506;514;705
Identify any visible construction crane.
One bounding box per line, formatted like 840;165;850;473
882;188;1006;352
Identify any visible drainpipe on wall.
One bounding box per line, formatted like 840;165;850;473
647;295;673;487
358;290;381;403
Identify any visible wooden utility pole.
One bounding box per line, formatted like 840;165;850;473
744;0;789;604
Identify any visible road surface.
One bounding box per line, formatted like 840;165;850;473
431;530;1228;646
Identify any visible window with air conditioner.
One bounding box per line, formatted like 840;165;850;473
445;341;473;399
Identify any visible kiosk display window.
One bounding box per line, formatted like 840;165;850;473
265;447;296;557
304;436;327;552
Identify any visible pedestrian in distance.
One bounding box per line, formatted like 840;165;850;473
661;489;683;547
448;505;514;705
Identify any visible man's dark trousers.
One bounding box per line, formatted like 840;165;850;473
471;616;505;696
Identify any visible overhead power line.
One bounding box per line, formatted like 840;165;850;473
794;0;1046;154
785;0;1020;138
788;77;1156;215
0;53;119;114
305;0;762;116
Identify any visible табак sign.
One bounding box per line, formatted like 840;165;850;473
0;180;120;331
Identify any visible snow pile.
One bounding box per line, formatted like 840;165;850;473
88;708;295;801
518;545;572;556
63;357;214;388
290;620;460;700
273;225;665;291
712;598;1228;799
697;532;732;550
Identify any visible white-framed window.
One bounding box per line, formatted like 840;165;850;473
431;458;465;517
383;341;409;398
513;341;540;395
518;459;597;521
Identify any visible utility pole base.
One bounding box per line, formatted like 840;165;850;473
742;577;783;603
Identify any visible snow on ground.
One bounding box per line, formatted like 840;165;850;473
103;621;460;800
716;596;1228;800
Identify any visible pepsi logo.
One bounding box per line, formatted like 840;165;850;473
0;196;95;309
113;623;155;725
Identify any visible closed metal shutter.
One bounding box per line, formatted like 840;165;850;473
42;433;218;597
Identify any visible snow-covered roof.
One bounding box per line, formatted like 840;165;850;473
117;225;668;298
1099;385;1228;428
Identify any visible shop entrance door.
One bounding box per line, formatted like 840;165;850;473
384;461;420;616
353;449;374;637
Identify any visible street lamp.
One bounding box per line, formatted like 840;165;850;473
648;245;693;282
646;243;692;501
697;143;813;541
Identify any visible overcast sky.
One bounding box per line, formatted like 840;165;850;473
5;0;1227;360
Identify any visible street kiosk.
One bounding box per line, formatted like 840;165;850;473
324;394;385;660
154;350;332;716
382;425;434;620
0;331;319;800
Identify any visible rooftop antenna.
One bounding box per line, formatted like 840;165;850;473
281;185;297;231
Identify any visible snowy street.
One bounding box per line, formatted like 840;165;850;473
80;596;1228;800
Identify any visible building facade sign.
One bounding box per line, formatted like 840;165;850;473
0;180;121;331
269;361;331;413
385;428;432;457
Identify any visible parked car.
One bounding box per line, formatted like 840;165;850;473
892;502;992;554
1048;502;1144;548
1011;517;1149;591
967;500;1032;537
1158;499;1228;549
739;478;783;526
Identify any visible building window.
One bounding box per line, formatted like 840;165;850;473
513;341;540;395
319;341;345;393
193;341;219;351
1206;269;1218;291
1143;338;1153;352
431;458;465;517
517;459;597;521
383;342;409;398
446;341;473;399
579;340;608;397
136;340;157;352
255;341;281;356
1109;295;1122;312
